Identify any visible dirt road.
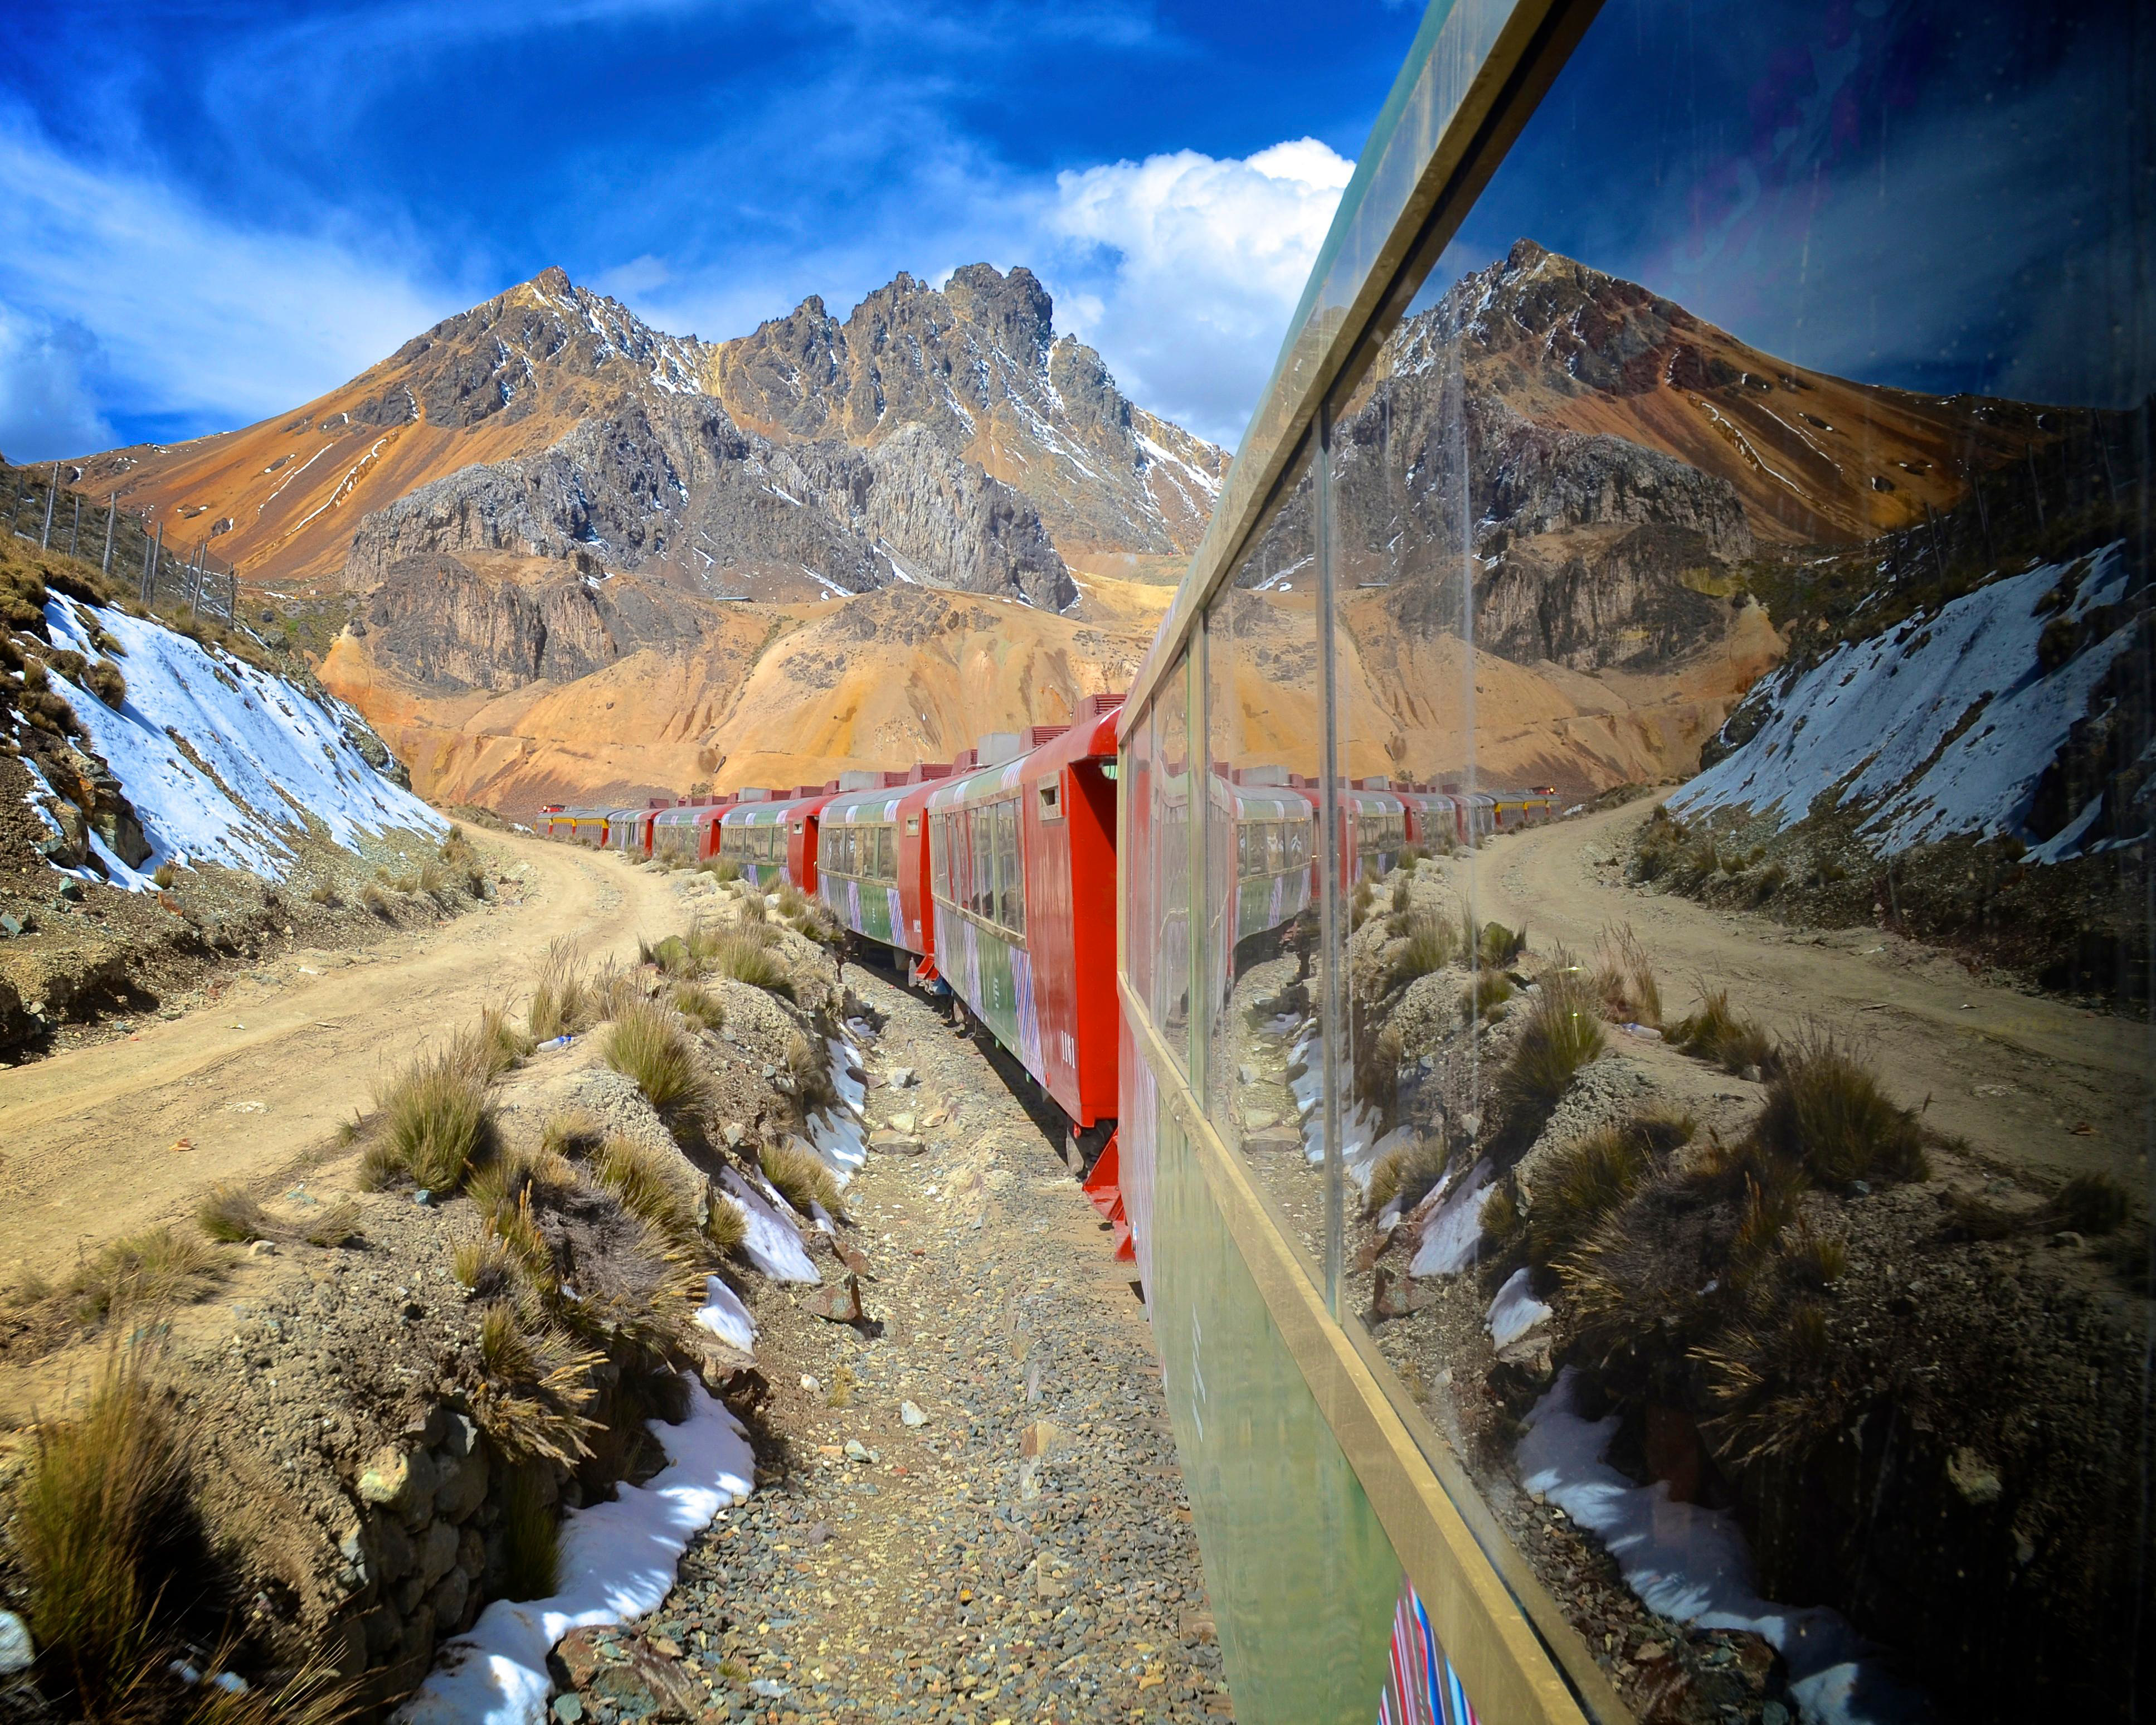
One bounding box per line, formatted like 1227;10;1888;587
1453;801;2152;1184
0;833;683;1284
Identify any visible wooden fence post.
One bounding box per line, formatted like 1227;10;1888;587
101;495;116;574
40;463;57;548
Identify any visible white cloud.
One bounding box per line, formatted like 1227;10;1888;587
1044;137;1354;446
0;112;463;459
0;306;112;463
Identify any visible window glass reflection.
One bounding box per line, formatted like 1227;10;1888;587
1152;655;1193;1067
1313;2;2154;1719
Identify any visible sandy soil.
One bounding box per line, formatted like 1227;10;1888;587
1454;800;2152;1184
0;833;683;1284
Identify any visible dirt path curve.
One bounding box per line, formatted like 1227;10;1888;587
1454;801;2151;1184
0;832;683;1284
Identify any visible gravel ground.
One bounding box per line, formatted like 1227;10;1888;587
550;954;1233;1724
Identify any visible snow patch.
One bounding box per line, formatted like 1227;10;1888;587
1519;1371;1923;1725
41;597;441;884
718;1168;820;1282
393;1382;754;1725
1409;1159;1493;1277
1485;1267;1550;1348
694;1276;756;1355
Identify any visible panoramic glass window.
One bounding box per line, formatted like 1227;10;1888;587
1288;1;2156;1721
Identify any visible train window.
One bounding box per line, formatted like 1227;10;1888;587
996;800;1023;934
1037;776;1062;821
930;813;948;898
874;825;893;882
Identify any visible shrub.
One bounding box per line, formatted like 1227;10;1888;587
673;980;725;1030
1498;964;1605;1121
84;658;125;707
707;927;796;1000
1390;912;1457;988
361;882;392;917
62;1227;225;1325
373;1049;494;1192
15;1350;188;1707
1591;925;1661;1026
1669;988;1774;1073
1753;861;1787;902
643;933;698;977
2053;1171;2130;1236
152;860;179;890
471;1300;602;1468
761;1142;840;1218
1477;920;1525;969
196;1185;271;1243
1754;1032;1928;1187
606;999;703;1109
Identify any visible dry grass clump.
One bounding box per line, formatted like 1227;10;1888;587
14;1350;189;1709
707;926;796;1000
1525;1109;1693;1268
605;999;703;1110
152;859;180;890
471;1296;604;1469
775;882;839;943
527;940;595;1041
83;658;126;707
1669;988;1775;1073
1390;912;1457;988
1364;1136;1449;1218
1590;925;1662;1027
595;1138;702;1255
1350;878;1376;932
1462;971;1513;1022
298;1198;364;1249
452;1004;534;1082
1754;1031;1928;1187
786;1029;839;1118
700;856;741;883
498;1462;561;1601
366;1047;494;1193
62;1227;226;1326
359;882;392;917
1498;963;1604;1123
539;1108;605;1162
761;1142;841;1218
673;980;725;1030
2053;1171;2130;1235
1473;917;1525;969
640;932;698;976
704;1193;748;1255
196;1185;271;1243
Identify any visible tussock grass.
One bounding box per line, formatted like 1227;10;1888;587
152;859;179;890
704;1193;748;1255
82;658;126;707
1365;1136;1449;1218
471;1299;603;1468
1591;924;1662;1026
539;1107;605;1160
16;1349;188;1706
1755;1032;1928;1187
308;881;339;907
700;856;741;883
1669;988;1775;1074
527;940;594;1042
595;1138;702;1255
196;1186;271;1243
63;1227;226;1326
1480;1183;1521;1243
1498;963;1604;1123
1524;1112;1691;1268
673;980;726;1030
1390;912;1457;989
1390;873;1414;916
360;882;392;917
498;1462;561;1601
1350;879;1375;932
299;1198;364;1249
369;1048;494;1193
641;933;698;977
761;1142;841;1218
1462;971;1513;1022
2054;1171;2130;1235
787;1029;838;1118
707;927;796;1001
606;999;703;1110
453;1004;534;1082
1471;916;1525;969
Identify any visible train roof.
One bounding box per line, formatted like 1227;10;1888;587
1209;776;1312;821
922;704;1122;812
653;804;724;827
558;805;615;819
820;785;911;824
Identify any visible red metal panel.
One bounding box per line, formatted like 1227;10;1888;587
893;778;942;960
785;792;839;891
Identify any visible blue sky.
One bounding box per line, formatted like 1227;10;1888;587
2;0;2144;469
0;0;1426;460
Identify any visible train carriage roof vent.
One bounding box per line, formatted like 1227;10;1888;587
1075;692;1125;721
836;770;887;791
1028;724;1069;748
736;787;772;803
950;749;978;773
882;770;912;787
976;732;1026;767
794;784;826;799
1234;764;1289;786
1352;775;1393;790
906;762;954;783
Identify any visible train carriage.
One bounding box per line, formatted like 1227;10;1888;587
556;806;613;849
1215;777;1316;949
817;783;908;947
652;802;726;865
715;796;792;886
925;699;1121;1130
783;787;840;894
1344;785;1408;883
606;808;656;858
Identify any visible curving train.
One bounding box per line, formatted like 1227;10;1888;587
539;701;1560;1254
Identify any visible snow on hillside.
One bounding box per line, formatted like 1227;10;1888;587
1672;543;2139;861
33;594;442;886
